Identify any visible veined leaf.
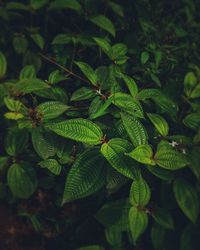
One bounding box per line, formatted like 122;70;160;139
105;227;122;247
36;101;69;120
47;118;103;145
75;61;97;85
173;178;199;223
121;74;138;97
112;92;144;118
14;78;50;94
19;65;36;80
90;15;116;37
129;206;148;244
101;138;138;179
5;129;28;156
71;87;95;101
137;89;160;101
155;141;188;170
147;113;169;136
127;144;155;166
62;149;105;204
95;198;131;231
183;113;200;130
48;70;67;84
7;163;37;198
152;208;174;230
93;37;112;57
121;113;148;147
32;127;57;159
129;176;151;207
39;159;61;175
4;97;23;112
0;51;7;79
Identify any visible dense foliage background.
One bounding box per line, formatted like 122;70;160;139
1;0;200;249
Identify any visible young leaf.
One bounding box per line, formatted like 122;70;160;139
7;163;37;198
101;138;139;179
75;61;97;85
152;208;174;229
121;113;148;147
129;207;148;244
36;101;69;120
4;129;29;156
173;178;199;223
47;118;103;145
112;92;144;118
127;144;155;166
129;176;151;207
155;142;188;170
38;159;62;175
0;51;7;79
62;149;105;204
90;15;116;37
4;97;23;112
147;113;169;136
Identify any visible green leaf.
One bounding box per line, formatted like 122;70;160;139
0;52;7;79
127;144;155;166
49;0;82;11
112;92;144;118
108;1;124;17
147;113;169;136
93;37;112;57
121;74;138;97
19;65;36;80
75;61;97;85
7;163;37;198
141;51;149;64
152;208;174;229
151;223;166;250
4;97;23;112
184;72;197;97
4;112;24;120
14;78;50;94
121;113;148;147
90;15;116;37
48;70;67;84
129;176;151;207
38;159;61;175
89;97;113;120
105;227;122;247
13;36;28;54
52;34;72;45
32;127;57;159
47;118;103;145
62;149;105;204
36;101;69;120
155;141;188;170
129;206;148;244
183;113;200;130
76;246;104;250
96;198;130;231
5;129;28;156
189;84;200;99
30;33;45;50
30;0;48;10
173;178;199;223
101;138;139;179
137;89;160;101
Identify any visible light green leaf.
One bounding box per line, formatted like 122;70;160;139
121;113;148;147
155;142;188;170
7;163;37;198
101;138;138;179
173;178;199;223
129;176;151;207
14;78;50;94
4;112;24;120
75;61;97;85
47;118;103;145
39;159;61;175
112;92;144;118
36;101;69;120
127;144;155;166
19;65;36;80
147;113;169;136
129;206;148;244
90;15;116;37
4;97;23;112
62;149;105;204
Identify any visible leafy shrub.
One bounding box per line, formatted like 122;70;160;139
0;0;200;249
